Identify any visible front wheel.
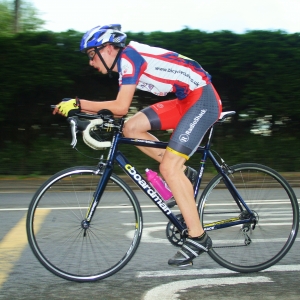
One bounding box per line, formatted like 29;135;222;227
26;166;143;282
198;163;299;273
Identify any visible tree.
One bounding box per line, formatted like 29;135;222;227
0;0;44;35
14;0;20;33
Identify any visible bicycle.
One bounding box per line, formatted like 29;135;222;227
26;110;299;282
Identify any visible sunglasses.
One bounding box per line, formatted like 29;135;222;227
87;49;96;61
87;46;106;61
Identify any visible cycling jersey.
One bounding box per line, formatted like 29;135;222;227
117;41;222;159
117;41;211;100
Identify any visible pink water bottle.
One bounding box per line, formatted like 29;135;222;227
145;168;173;201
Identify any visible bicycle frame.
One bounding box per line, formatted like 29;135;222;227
85;119;256;235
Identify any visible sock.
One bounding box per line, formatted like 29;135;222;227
189;232;206;240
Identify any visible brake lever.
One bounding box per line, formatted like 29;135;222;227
69;118;78;148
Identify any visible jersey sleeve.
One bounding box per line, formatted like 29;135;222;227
119;47;147;85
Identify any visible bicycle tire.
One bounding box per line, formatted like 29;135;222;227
26;166;143;282
198;163;299;273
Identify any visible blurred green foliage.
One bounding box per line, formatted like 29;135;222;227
0;28;300;175
0;0;45;34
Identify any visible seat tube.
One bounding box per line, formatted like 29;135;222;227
194;149;208;197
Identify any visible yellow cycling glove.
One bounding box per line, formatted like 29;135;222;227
58;97;81;117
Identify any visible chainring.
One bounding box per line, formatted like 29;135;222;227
165;214;186;247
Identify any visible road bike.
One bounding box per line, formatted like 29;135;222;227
26;110;299;282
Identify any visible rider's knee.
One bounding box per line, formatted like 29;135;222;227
123;120;137;138
159;162;172;180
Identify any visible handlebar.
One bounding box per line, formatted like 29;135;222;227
67;116;114;150
67;115;118;150
51;104;117;150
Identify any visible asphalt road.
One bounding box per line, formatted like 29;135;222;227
0;188;300;300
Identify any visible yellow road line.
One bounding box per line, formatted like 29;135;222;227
0;209;50;288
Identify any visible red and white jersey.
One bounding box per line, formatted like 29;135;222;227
117;41;211;100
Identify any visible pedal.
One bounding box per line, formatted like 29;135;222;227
178;261;193;268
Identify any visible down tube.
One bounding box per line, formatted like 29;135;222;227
115;151;187;233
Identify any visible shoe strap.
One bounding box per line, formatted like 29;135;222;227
186;238;209;252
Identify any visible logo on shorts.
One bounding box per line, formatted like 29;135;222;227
179;134;189;142
155;104;164;109
179;109;207;143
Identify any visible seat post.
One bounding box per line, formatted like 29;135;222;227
205;125;215;150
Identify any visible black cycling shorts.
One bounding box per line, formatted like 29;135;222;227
141;84;222;160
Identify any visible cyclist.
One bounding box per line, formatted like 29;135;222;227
53;24;222;267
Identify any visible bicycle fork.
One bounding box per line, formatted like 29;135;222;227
82;160;112;236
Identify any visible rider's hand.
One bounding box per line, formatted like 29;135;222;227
54;97;81;117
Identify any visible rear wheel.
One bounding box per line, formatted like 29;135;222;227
198;163;299;272
27;166;143;282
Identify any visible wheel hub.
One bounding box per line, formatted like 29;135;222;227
81;219;90;229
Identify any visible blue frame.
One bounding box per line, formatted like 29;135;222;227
86;125;255;235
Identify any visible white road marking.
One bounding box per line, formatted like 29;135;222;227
142;276;272;300
141;226;167;244
0;208;29;211
137;264;300;278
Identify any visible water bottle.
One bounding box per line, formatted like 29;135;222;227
145;168;173;201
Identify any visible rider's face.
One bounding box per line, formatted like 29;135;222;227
88;45;114;74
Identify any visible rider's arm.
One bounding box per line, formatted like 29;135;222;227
53;84;136;118
81;84;136;117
